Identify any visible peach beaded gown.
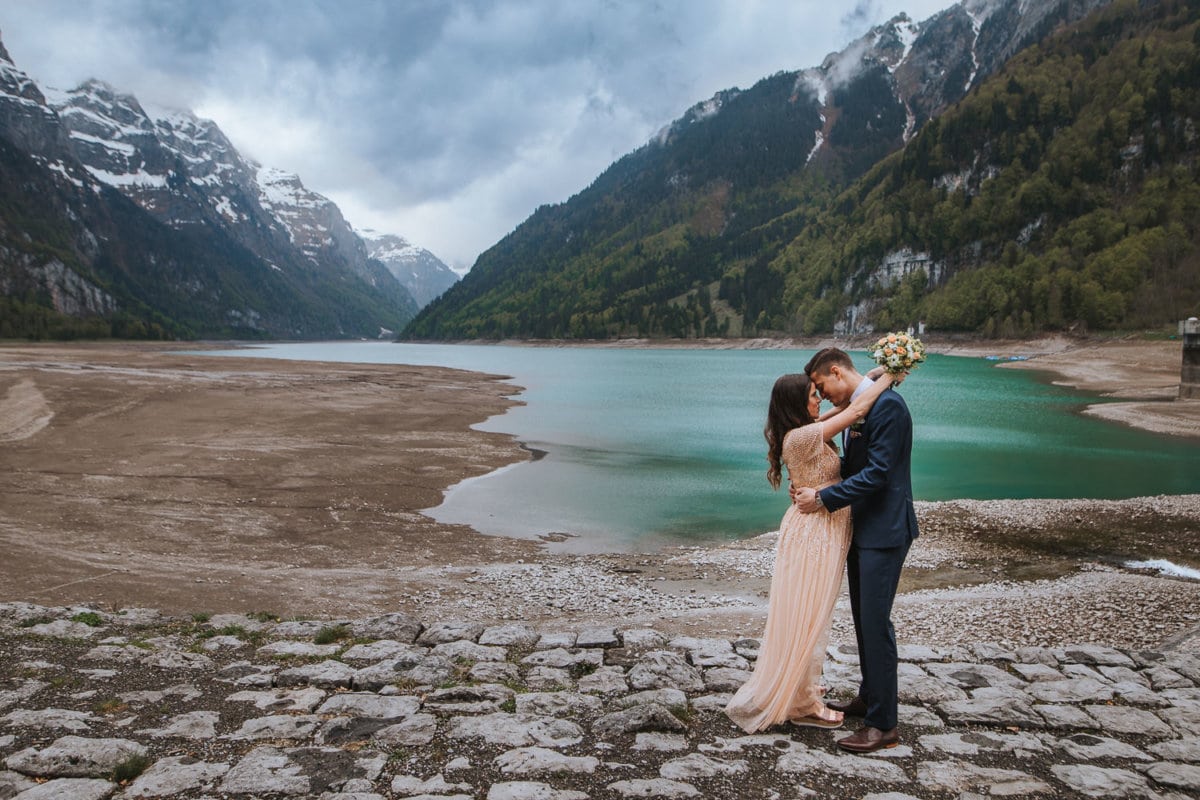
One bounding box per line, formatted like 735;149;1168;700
725;423;852;733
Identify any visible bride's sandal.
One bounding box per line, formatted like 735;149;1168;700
789;706;844;730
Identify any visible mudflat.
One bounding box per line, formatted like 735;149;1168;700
0;343;538;618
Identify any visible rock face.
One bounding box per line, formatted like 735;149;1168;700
3;601;1200;799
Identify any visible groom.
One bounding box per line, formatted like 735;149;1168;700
793;347;918;753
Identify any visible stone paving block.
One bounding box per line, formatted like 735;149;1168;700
448;712;584;748
703;667;749;692
1025;677;1114;704
487;781;589;799
227;714;323;741
1145;665;1194;691
2;708;94;731
524;666;574;690
535;631;578;650
1034;702;1097;730
494;746;600;775
1083;704;1175;738
621;629;668;651
1011;663;1063;683
615;688;688;710
350;612;423;643
371;714;438;747
918;731;1047;757
5;735;147;778
424;684;514;714
916;759;1052;796
256;640;341;658
577;665;630;695
607;778;700;798
1148;737;1200;762
1057;645;1136;668
777;745;908;784
1157;704;1200;735
390;773;472;795
1047;732;1151;763
432;640;508;663
516;691;603;717
479;623;539;648
340;640;425;663
1049;763;1156;798
121;755;229;798
1138;761;1200;793
137;710;220;739
627;651;704;693
521;647;604;670
10;777;115;799
923;662;1025;690
417;621;484;646
276;659;356;688
317;692;421;719
227;686;327;712
593;703;687;739
658;752;748;779
939;695;1043;728
576;627;620;648
634;732;689;751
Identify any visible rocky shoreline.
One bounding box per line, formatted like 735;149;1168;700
3;602;1200;800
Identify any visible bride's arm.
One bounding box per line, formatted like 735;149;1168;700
818;366;888;421
817;372;898;440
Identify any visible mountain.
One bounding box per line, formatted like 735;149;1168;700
0;41;424;340
774;0;1200;336
404;0;1124;340
357;229;458;307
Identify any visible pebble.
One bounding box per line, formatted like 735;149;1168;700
1;600;1200;799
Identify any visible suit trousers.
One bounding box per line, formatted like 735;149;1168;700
847;539;911;731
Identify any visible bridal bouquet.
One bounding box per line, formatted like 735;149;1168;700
871;332;926;374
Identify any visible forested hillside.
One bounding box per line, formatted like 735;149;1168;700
406;0;1200;340
776;0;1200;337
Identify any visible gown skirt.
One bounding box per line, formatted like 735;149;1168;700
725;423;852;733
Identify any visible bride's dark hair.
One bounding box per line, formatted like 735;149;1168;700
765;373;817;490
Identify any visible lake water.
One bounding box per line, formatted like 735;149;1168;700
203;342;1200;551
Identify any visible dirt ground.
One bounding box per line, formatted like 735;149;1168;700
1;337;1198;648
0;343;539;619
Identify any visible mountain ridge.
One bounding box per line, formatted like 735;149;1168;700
0;39;454;340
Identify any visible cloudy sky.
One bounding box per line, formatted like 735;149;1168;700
1;0;954;271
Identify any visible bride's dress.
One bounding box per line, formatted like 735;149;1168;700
725;422;852;732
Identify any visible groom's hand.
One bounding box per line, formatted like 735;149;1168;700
793;486;824;513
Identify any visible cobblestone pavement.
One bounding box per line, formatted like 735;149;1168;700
2;602;1200;799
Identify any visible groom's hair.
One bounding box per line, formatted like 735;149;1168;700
805;347;856;377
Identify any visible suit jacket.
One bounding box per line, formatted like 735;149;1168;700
818;388;918;549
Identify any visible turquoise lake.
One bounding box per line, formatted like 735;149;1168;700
205;342;1200;551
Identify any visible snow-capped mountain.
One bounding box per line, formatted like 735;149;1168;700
0;31;428;338
358;229;458;307
660;0;1111;175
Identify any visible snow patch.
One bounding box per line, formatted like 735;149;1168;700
1126;560;1200;581
68;130;136;155
82;165;167;189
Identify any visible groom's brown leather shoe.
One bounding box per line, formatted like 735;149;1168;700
836;726;899;753
826;696;867;717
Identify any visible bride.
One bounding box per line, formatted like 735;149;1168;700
725;368;899;732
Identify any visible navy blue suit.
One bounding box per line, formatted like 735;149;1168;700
818;387;918;730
